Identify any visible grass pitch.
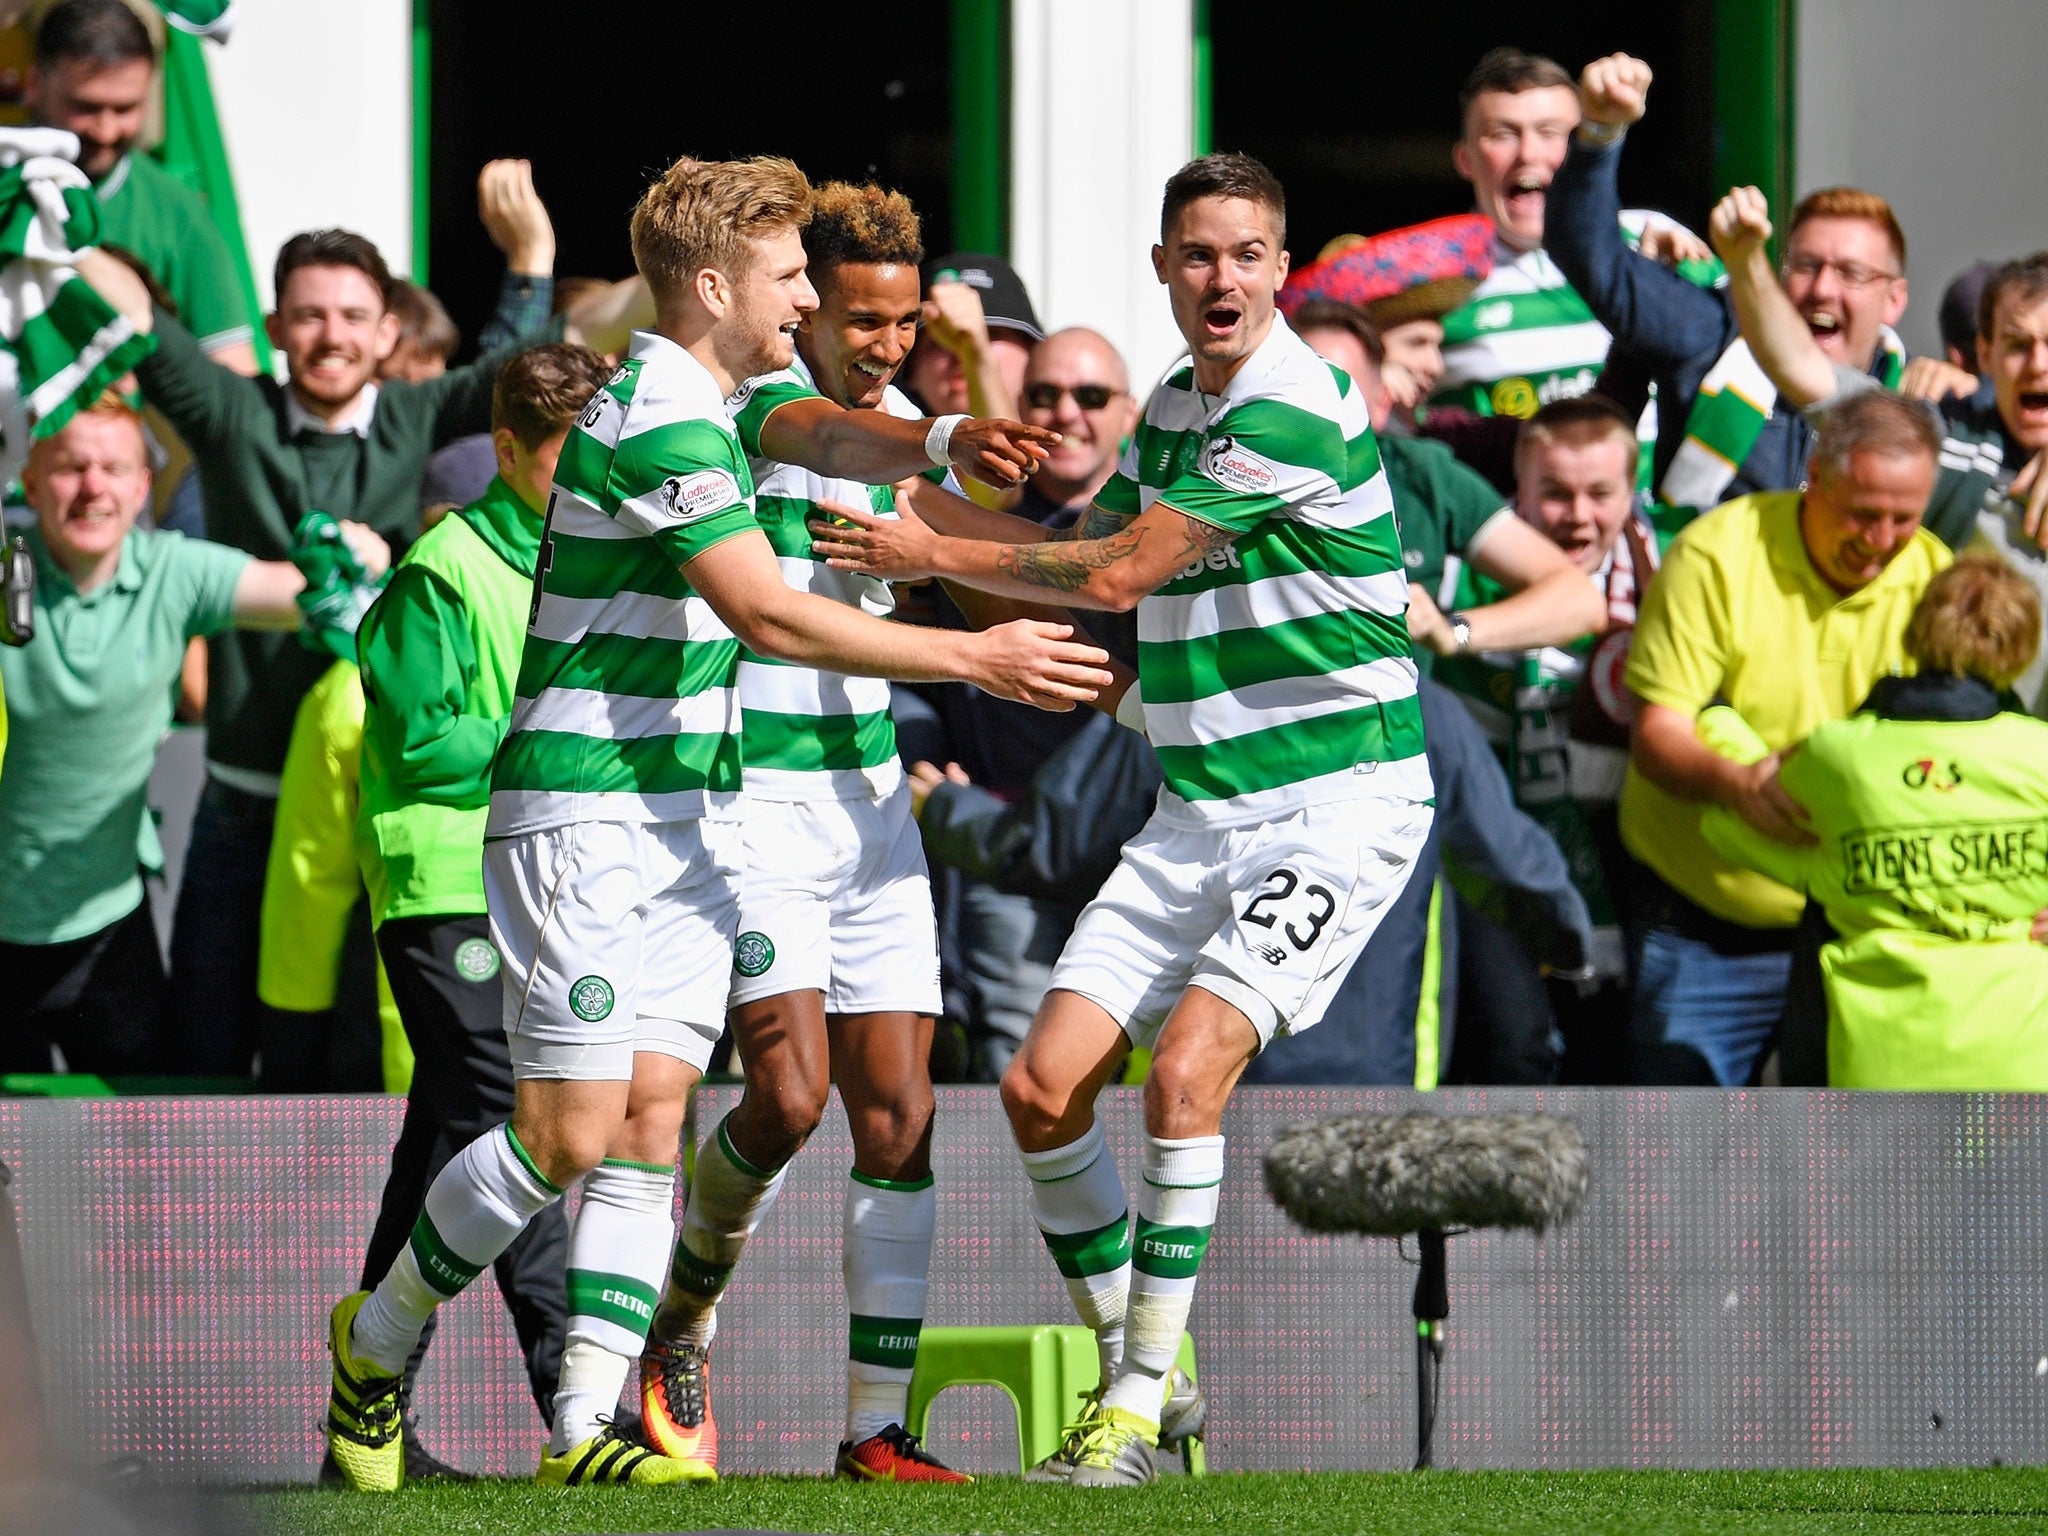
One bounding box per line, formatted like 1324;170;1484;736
250;1466;2048;1535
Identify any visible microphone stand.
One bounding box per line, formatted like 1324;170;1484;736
1412;1227;1448;1470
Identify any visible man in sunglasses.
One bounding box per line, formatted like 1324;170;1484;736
1015;330;1142;526
1547;52;1924;508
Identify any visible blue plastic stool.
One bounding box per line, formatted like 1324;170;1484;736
906;1323;1205;1474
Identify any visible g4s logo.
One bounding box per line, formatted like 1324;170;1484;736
1902;759;1964;792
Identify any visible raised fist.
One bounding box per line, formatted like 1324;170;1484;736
1579;53;1653;128
1708;186;1774;266
478;159;556;277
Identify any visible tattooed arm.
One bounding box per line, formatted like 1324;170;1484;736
897;474;1123;547
811;494;1235;613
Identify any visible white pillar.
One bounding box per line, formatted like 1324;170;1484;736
205;0;414;299
1010;0;1196;394
1797;0;2048;360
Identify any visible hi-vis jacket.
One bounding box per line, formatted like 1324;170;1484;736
1703;673;2048;1088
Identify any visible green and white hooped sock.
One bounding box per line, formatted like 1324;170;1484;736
1100;1133;1223;1422
351;1123;562;1375
552;1159;678;1453
650;1113;789;1351
1021;1119;1131;1383
843;1169;936;1443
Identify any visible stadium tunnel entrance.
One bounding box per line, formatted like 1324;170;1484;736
424;0;1736;367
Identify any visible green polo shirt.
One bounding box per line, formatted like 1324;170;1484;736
94;151;254;357
0;525;248;944
1382;433;1512;675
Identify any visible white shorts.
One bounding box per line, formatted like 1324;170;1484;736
1048;797;1433;1052
726;786;944;1015
484;817;745;1081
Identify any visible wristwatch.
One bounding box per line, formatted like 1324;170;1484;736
1447;611;1474;655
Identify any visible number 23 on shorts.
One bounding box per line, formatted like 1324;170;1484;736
1242;866;1338;953
1228;861;1344;976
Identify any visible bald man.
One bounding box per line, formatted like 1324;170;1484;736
1015;328;1141;525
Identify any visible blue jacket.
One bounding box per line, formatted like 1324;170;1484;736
918;708;1161;902
1547;137;1817;501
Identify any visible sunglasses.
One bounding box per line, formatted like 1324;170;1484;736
1023;382;1120;411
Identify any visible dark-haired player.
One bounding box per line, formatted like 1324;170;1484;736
812;153;1435;1484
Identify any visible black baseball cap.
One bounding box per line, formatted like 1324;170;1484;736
921;251;1044;342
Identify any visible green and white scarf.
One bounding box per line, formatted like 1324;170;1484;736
1659;327;1906;511
156;0;237;41
0;128;155;485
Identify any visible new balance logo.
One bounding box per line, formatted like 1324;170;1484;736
603;1289;654;1321
1253;942;1287;966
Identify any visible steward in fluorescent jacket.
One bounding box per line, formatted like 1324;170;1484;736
1703;557;2048;1088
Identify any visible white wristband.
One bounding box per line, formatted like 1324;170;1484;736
924;413;968;467
1114;678;1148;736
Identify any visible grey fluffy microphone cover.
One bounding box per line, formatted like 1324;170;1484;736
1263;1111;1588;1237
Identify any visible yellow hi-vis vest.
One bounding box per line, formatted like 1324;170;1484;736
1703;692;2048;1089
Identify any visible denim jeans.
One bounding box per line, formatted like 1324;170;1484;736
1630;922;1793;1086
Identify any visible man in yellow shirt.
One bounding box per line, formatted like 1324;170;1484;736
1622;391;1950;1084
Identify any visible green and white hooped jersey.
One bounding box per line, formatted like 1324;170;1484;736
1435;214;1718;420
1101;315;1433;827
727;352;911;802
488;330;757;838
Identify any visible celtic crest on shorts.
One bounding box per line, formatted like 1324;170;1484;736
452;937;500;983
568;974;615;1021
734;931;776;978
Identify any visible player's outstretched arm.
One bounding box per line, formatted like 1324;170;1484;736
900;473;1129;546
812;495;1222;613
684;527;1111;710
886;480;1141;717
754;396;1059;491
934;575;1140;721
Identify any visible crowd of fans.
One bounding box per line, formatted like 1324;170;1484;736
2;6;2045;1098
